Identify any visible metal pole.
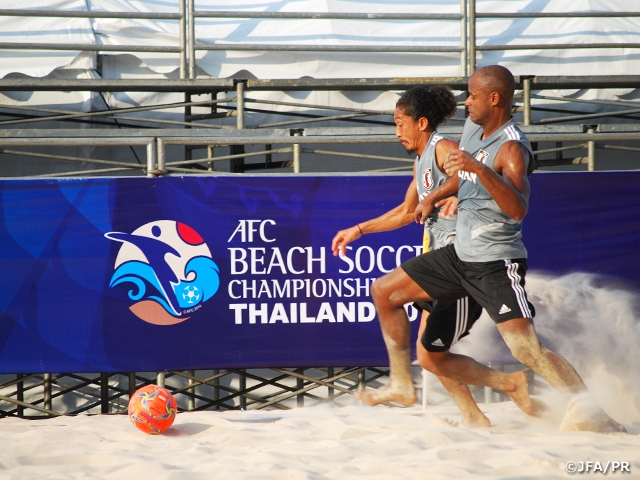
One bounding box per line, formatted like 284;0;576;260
43;373;52;412
213;368;220;410
297;369;304;407
156;138;166;175
188;370;195;411
293;131;301;173
101;373;109;414
484;386;493;403
207;145;215;171
265;144;272;168
236;81;245;129
483;363;492;403
129;372;136;397
146;139;156;177
422;369;428;409
239;370;246;409
357;370;365;391
17;374;24;417
460;0;467;76
523;77;532;126
179;0;186;79
495;365;504;402
526;369;535;395
157;371;165;388
587;126;596;171
188;0;196;80
469;0;476;73
327;367;334;405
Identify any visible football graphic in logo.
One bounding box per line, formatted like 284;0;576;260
423;168;434;190
105;221;219;325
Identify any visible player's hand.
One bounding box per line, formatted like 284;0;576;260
414;199;434;224
436;196;458;219
443;149;477;177
331;226;362;257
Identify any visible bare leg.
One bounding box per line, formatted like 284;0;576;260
419;349;535;417
498;317;626;433
417;310;490;428
355;269;430;406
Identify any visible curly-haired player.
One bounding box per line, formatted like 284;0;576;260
332;85;489;427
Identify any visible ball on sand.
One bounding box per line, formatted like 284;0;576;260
128;385;177;434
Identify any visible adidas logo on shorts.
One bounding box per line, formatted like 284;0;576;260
431;338;445;347
499;304;512;315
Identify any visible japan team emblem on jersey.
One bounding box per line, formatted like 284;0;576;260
423;168;434;190
475;149;490;164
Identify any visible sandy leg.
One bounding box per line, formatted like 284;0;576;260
355;384;417;406
460;410;491;429
503;372;544;416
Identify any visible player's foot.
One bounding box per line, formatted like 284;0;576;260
355;384;417;406
560;393;627;433
461;412;491;429
503;371;545;418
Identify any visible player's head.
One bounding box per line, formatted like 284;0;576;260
465;65;515;125
394;86;457;153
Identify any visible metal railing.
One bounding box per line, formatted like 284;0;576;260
0;364;542;417
2;3;640;78
3;124;640;177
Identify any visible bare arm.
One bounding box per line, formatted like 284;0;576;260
331;164;419;256
443;141;531;220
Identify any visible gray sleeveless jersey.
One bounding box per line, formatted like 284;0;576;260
416;131;457;250
454;117;534;261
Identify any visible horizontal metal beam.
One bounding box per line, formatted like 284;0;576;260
0;137;154;146
478;43;640;52
0;128;291;138
1;76;639;93
0;79;235;92
476;12;640;18
0;43;181;53
196;44;462;53
533;76;640;90
193;12;462;20
0;9;180;19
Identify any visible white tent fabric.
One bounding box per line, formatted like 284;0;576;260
1;0;640;79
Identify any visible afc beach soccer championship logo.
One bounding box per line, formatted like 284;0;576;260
105;220;220;325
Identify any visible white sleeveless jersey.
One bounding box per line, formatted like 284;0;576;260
454;117;534;262
415;131;457;252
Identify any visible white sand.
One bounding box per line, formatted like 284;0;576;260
0;399;638;480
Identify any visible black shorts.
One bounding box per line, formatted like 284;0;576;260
421;296;483;352
401;243;535;323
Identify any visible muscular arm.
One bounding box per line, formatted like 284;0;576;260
331;164;419;256
444;141;531;220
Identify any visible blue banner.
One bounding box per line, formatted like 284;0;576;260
0;172;639;373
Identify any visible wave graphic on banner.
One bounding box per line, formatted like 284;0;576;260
105;220;219;325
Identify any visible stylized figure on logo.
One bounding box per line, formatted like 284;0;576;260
105;221;219;325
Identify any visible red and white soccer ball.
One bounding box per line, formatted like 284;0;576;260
128;385;177;434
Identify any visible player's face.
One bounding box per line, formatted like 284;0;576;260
394;107;422;153
465;77;491;125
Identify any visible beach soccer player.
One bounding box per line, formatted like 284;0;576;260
355;65;625;432
331;85;492;427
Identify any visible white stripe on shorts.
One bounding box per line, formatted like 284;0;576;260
452;297;468;346
504;259;532;318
